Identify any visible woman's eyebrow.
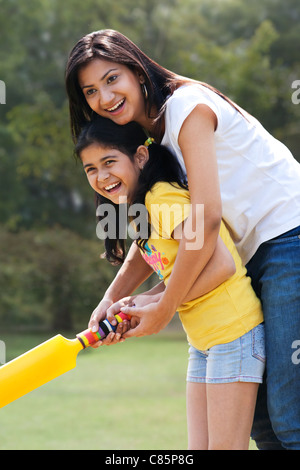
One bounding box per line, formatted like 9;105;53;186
81;68;118;89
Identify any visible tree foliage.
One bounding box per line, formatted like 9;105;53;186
0;0;299;329
0;225;116;331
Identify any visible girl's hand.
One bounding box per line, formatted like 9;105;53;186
88;298;129;348
89;298;113;332
131;292;163;308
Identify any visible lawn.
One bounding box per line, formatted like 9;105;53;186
0;329;189;450
0;329;257;450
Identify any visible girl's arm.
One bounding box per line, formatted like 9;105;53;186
88;242;153;332
122;104;222;337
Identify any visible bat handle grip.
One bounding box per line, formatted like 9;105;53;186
76;312;131;349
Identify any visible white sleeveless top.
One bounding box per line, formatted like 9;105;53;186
161;84;300;264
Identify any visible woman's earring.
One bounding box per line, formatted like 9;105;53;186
142;83;148;100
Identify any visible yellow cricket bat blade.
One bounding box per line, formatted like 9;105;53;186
0;312;130;408
0;334;83;408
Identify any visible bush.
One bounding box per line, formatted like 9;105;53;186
0;226;117;331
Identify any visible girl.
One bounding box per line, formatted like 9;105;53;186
75;115;265;450
65;29;300;449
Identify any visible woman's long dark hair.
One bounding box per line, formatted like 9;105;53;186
66;29;179;143
75;116;187;265
66;29;244;143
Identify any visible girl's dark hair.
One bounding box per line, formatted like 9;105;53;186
66;29;244;143
75;116;187;265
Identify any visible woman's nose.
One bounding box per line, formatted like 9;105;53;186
99;88;115;109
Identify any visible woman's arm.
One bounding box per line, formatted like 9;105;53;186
181;235;235;302
112;236;234;313
122;105;222;337
105;233;234;345
111;235;234;314
161;104;221;307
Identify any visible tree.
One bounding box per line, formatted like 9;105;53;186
1;0;299;235
0;226;117;331
0;0;299;330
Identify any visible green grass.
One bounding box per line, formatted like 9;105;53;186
0;330;257;450
0;330;188;450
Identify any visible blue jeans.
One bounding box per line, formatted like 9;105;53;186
246;225;300;450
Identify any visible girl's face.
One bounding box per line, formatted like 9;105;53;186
78;58;150;129
80;143;148;205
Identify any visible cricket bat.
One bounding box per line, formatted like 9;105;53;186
0;312;130;408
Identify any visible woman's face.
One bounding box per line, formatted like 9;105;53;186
80;143;148;205
78;58;150;128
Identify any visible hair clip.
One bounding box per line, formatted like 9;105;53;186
144;137;154;147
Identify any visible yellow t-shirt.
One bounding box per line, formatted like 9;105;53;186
139;182;263;350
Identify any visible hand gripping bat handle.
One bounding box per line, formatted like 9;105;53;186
76;312;131;349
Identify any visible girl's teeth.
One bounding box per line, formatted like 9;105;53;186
105;182;119;191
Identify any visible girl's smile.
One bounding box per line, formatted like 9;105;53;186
78;59;149;128
80;143;148;204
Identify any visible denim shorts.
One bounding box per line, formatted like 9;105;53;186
186;323;265;384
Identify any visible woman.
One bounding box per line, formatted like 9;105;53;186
65;29;300;449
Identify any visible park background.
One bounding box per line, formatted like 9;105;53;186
0;0;299;450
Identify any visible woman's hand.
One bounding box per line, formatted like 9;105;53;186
101;292;163;343
121;298;176;339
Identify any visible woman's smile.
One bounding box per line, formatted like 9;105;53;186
106;98;126;114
